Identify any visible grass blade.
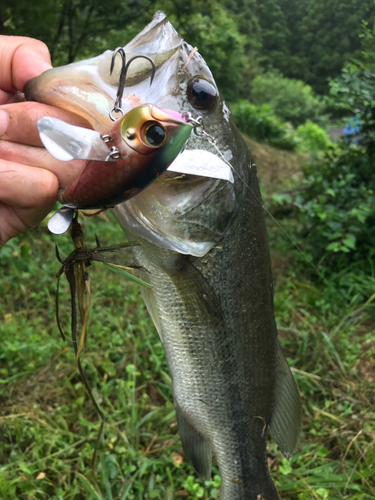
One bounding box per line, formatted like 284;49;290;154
103;263;151;288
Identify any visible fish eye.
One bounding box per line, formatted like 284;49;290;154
144;123;166;146
187;78;217;110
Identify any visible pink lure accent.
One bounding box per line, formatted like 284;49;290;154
162;109;186;122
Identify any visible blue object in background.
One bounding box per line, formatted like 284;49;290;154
343;117;360;136
343;116;360;144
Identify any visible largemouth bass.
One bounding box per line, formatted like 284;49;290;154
26;11;301;499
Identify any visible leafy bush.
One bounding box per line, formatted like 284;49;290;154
231;100;297;150
295;121;333;154
295;148;375;258
232;101;331;154
250;71;326;126
292;23;375;272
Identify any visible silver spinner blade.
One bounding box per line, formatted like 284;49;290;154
167;149;234;183
47;207;75;234
37;117;116;162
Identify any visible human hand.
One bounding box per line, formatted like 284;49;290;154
0;36;89;244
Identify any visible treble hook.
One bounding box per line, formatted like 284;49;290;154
110;47;126;118
109;47;156;121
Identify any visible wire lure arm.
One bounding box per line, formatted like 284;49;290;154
182;111;217;145
109;47;156;121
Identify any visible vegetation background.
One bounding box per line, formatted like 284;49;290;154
1;1;375;499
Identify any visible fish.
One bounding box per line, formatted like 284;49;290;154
25;11;302;499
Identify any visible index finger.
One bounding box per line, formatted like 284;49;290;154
0;36;51;93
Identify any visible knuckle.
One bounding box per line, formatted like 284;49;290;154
22;38;50;58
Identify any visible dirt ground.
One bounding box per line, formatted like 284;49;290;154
244;136;306;196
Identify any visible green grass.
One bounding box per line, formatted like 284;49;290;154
1;204;375;499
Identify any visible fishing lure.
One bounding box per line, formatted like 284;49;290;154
39;48;193;234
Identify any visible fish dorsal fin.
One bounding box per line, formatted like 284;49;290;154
269;342;302;459
174;400;212;480
167;150;234;183
37;117;116;162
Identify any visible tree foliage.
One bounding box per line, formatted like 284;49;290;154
294;121;332;154
255;0;291;72
0;0;153;64
273;0;375;94
231;101;297;150
250;71;325;126
1;0;247;100
254;0;375;94
223;0;262;94
293;23;375;271
2;0;374;98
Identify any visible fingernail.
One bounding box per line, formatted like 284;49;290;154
0;110;8;136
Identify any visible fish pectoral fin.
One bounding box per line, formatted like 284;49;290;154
139;271;163;341
37;117;116;162
174;400;212;480
269;342;302;459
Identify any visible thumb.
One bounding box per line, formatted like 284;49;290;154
0;35;52;93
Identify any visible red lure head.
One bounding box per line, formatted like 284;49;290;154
58;104;192;209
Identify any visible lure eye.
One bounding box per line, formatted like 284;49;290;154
187;78;217;110
144;122;166;146
126;128;137;140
